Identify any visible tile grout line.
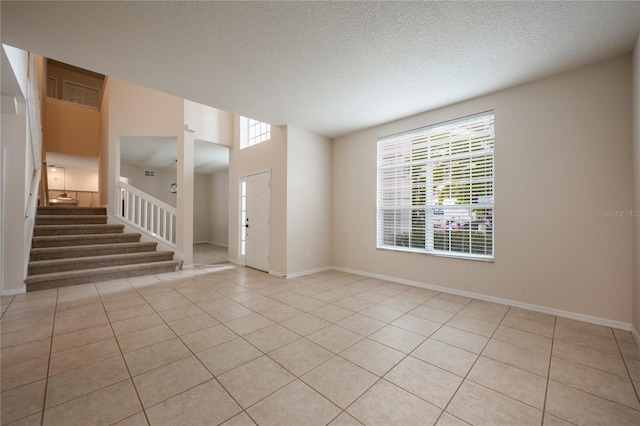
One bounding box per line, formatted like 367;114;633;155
40;287;60;426
318;286;477;422
98;279;153;426
549;325;640;414
125;274;260;425
613;329;640;407
431;305;563;422
309;290;462;424
194;269;318;425
152;270;339;424
429;297;494;425
539;314;557;426
209;274;328;423
197;276;411;423
0;295;16;320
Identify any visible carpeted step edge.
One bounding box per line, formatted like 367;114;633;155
34;224;125;236
29;251;175;275
32;233;141;248
25;260;183;291
30;242;158;261
36;215;108;225
36;207;107;216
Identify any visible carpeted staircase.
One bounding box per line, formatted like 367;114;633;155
25;206;182;291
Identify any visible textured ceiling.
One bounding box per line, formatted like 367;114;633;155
2;1;639;138
120;137;229;174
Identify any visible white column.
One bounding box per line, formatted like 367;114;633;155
177;130;194;267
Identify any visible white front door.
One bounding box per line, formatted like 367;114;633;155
245;171;270;271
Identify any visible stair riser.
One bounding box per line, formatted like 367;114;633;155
34;225;124;236
32;234;141;248
30;243;157;261
26;262;181;292
29;253;175;275
36;217;107;225
37;207;106;216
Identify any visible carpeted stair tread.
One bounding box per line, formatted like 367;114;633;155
34;224;125;236
29;251;175;275
32;233;141;248
30;242;158;261
25;260;183;291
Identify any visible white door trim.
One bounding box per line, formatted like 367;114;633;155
239;170;271;271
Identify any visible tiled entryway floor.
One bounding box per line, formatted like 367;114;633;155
2;265;640;425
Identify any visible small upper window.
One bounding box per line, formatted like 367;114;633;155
240;116;271;149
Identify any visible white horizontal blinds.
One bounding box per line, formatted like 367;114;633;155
377;111;494;260
240;116;271;149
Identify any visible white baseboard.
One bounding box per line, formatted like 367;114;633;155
2;286;26;295
286;266;333;279
632;325;640;347
194;241;229;248
269;270;286;278
331;266;632;331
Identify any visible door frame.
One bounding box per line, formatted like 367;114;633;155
238;169;271;268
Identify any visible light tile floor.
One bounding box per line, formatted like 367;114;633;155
2;265;640;425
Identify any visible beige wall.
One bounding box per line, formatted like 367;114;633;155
633;36;640;335
45;98;99;156
120;163;176;208
194;173;211;242
333;55;634;324
47;167;98;193
287;127;332;275
184;100;233;147
210;170;229;246
193;171;229;245
228;118;287;274
106;78;184;138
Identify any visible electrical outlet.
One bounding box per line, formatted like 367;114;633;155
460;266;468;276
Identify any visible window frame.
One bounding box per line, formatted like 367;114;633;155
376;111;495;262
239;116;271;149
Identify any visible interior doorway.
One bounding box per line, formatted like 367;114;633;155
192;140;230;267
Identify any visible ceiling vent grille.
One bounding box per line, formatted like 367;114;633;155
144;170;156;178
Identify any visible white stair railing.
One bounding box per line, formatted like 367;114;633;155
116;181;177;247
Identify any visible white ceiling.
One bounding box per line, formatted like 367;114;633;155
2;1;639;138
120;137;229;174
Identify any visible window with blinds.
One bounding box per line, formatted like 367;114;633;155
240;116;271;149
377;111;494;260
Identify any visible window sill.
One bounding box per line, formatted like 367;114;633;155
376;246;494;263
